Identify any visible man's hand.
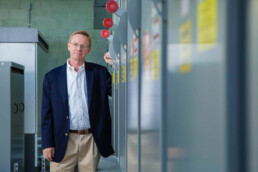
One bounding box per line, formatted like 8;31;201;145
104;52;113;65
43;147;55;161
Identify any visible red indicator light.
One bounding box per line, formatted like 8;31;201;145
106;0;118;13
101;29;110;38
103;18;113;28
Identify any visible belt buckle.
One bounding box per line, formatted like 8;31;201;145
78;130;85;134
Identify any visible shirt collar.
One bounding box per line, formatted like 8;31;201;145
67;59;85;72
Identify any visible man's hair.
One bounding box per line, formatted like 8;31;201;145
68;30;91;48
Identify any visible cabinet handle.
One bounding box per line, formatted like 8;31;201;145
19;103;24;112
13;104;18;114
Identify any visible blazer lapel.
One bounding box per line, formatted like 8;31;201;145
85;62;94;109
57;63;69;113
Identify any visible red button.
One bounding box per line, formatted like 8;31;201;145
101;29;110;38
106;0;118;13
103;18;113;28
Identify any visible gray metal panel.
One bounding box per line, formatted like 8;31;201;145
0;43;37;134
0;27;40;42
247;0;258;171
112;14;122;157
128;0;141;31
113;31;121;55
113;1;128;169
109;38;118;61
115;64;119;156
112;65;116;150
118;45;127;171
127;20;139;172
117;14;128;46
166;0;227;171
0;63;11;172
0;27;39;42
0;61;24;172
36;44;49;166
140;0;162;171
0;27;48;51
11;70;25;172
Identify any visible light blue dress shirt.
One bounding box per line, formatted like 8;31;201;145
66;59;91;130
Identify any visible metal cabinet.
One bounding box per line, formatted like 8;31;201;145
0;28;49;170
0;61;24;172
166;0;227;171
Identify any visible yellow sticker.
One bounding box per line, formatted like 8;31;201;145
144;51;150;80
197;0;217;52
152;50;159;80
180;64;192;73
134;57;138;79
130;59;133;81
122;65;126;83
116;70;119;89
112;72;115;85
179;20;192;73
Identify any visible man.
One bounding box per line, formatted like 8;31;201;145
41;30;113;172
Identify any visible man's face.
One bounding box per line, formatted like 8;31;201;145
68;34;91;62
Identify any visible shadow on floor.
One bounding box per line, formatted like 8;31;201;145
97;155;122;172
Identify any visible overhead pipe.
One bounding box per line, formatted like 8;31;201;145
28;3;32;28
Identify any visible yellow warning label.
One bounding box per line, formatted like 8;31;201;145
197;0;217;52
116;70;119;89
152;50;159;80
122;65;126;83
130;59;133;81
179;20;192;73
112;72;115;85
144;51;150;80
134;57;138;79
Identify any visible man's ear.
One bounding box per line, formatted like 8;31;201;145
67;43;70;50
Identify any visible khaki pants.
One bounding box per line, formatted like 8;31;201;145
50;133;100;172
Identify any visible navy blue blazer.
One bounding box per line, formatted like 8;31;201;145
41;62;114;162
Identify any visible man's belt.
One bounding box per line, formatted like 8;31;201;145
69;129;92;134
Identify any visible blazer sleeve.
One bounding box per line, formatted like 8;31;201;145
105;68;112;96
41;74;55;149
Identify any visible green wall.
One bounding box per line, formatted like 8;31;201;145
0;0;109;68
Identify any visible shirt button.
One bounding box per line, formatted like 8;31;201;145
66;116;69;119
65;133;68;136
